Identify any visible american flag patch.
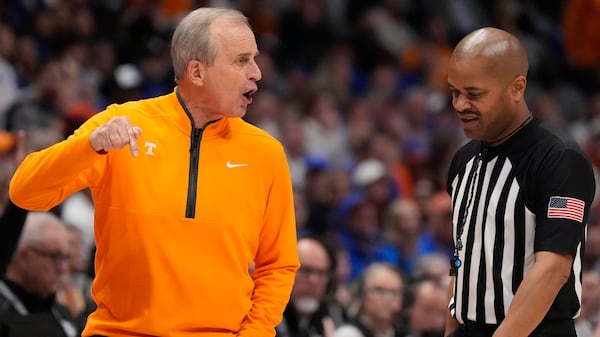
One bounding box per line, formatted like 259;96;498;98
547;196;585;223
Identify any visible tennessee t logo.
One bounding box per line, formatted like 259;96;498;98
144;142;157;155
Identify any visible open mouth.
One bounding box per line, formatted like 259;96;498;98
243;88;257;102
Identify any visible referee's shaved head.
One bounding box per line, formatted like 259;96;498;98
451;27;528;84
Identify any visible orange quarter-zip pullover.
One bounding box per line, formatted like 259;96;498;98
9;89;299;337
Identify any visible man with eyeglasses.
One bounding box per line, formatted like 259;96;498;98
277;237;346;337
0;211;78;337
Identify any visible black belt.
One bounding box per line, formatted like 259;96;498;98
457;318;575;337
531;318;576;337
459;321;497;337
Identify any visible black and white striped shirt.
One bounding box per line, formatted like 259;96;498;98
447;119;595;325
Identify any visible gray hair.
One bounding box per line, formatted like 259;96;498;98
19;212;67;247
170;7;250;83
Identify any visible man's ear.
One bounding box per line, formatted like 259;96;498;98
14;246;28;260
511;75;527;102
187;60;205;85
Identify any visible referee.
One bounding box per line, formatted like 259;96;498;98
444;27;595;337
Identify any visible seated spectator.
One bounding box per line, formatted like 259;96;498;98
334;263;407;337
352;158;398;222
2;57;67;134
0;211;78;337
277;237;346;337
335;193;400;281
332;241;353;311
382;198;424;278
403;278;446;337
411;253;451;289
418;191;454;259
303;154;343;237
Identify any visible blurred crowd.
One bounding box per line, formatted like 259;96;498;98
0;0;599;336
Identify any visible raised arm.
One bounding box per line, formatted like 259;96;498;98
10;112;141;211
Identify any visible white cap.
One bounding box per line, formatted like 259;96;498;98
115;63;142;89
352;159;386;187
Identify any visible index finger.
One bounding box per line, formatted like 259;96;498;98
128;126;142;157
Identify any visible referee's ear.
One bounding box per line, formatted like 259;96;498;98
510;75;526;102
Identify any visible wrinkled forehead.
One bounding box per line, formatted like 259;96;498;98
37;228;70;251
211;21;257;53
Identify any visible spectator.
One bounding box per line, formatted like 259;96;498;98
0;211;78;337
303;154;336;236
336;192;400;281
404;278;447;337
277;237;346;337
412;253;451;289
276;0;335;71
418;191;454;259
352;158;397;221
382;198;424;277
334;262;407;337
2;57;69;133
302;90;351;170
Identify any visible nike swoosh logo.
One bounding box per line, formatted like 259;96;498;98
226;160;249;168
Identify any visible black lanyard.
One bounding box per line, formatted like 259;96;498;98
450;144;487;276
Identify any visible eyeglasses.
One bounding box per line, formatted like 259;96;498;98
297;266;330;279
366;286;403;298
28;247;71;264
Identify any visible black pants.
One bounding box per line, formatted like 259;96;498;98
447;319;576;337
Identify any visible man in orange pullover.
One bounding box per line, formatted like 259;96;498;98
9;7;299;337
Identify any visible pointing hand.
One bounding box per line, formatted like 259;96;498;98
89;116;142;157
